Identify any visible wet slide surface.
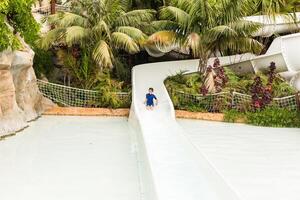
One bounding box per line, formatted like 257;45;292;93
179;119;300;200
0;116;141;200
130;53;300;200
130;58;251;200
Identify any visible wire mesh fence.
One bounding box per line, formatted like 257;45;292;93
37;79;299;111
171;90;300;112
37;79;131;108
172;91;232;112
232;92;299;111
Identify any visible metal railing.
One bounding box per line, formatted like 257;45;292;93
32;4;70;15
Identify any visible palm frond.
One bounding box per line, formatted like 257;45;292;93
116;9;156;26
117;26;147;41
185;32;201;57
147;31;177;45
111;32;140;54
93;20;111;39
170;0;195;11
146;31;179;53
48;12;88;28
230;20;262;36
37;28;66;49
233;38;263;54
92;40;113;68
159;6;190;28
65;26;90;46
206;25;238;41
151;20;181;32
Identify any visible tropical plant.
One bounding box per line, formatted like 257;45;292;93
131;0;164;9
147;0;263;74
249;0;300;15
245;107;300;128
94;70;129;108
39;0;156;70
0;0;39;51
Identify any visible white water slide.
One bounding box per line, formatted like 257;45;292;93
129;14;300;200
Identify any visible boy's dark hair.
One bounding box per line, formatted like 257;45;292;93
149;87;154;92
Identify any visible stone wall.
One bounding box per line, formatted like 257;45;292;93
0;36;53;137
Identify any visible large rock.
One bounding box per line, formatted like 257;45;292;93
0;37;53;137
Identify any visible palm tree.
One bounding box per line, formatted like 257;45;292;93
147;0;263;73
250;0;300;15
39;0;156;69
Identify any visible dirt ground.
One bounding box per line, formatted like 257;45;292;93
44;107;225;122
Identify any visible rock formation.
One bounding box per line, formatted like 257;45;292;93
0;36;53;137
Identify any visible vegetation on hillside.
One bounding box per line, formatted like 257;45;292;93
165;62;299;128
38;0;157;90
0;0;39;51
35;0;298;90
147;0;263;73
165;68;296;98
0;0;298;126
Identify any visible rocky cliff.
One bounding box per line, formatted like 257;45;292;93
0;36;53;137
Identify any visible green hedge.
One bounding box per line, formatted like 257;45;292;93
224;108;300;128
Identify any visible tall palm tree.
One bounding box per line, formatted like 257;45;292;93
250;0;300;15
148;0;263;73
39;0;156;69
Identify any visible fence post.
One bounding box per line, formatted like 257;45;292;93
50;0;56;14
296;92;300;111
230;91;235;109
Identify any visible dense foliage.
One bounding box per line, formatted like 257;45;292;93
39;0;157;90
147;0;264;73
165;66;296;98
36;0;299;89
224;108;300;128
0;0;298;125
40;0;155;69
165;62;299;127
0;0;39;51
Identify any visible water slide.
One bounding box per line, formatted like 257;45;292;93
129;14;300;200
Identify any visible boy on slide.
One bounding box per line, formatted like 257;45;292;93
144;88;158;110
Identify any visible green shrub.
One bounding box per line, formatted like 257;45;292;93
225;108;300;128
223;110;245;123
33;47;54;78
0;0;40;51
94;70;131;108
246;107;300;128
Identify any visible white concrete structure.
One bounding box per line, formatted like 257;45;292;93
244;12;300;37
129;32;300;200
225;33;300;90
0;116;141;200
129;56;255;200
179;119;300;200
145;13;300;90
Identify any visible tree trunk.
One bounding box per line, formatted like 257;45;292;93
50;0;56;14
198;55;208;74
